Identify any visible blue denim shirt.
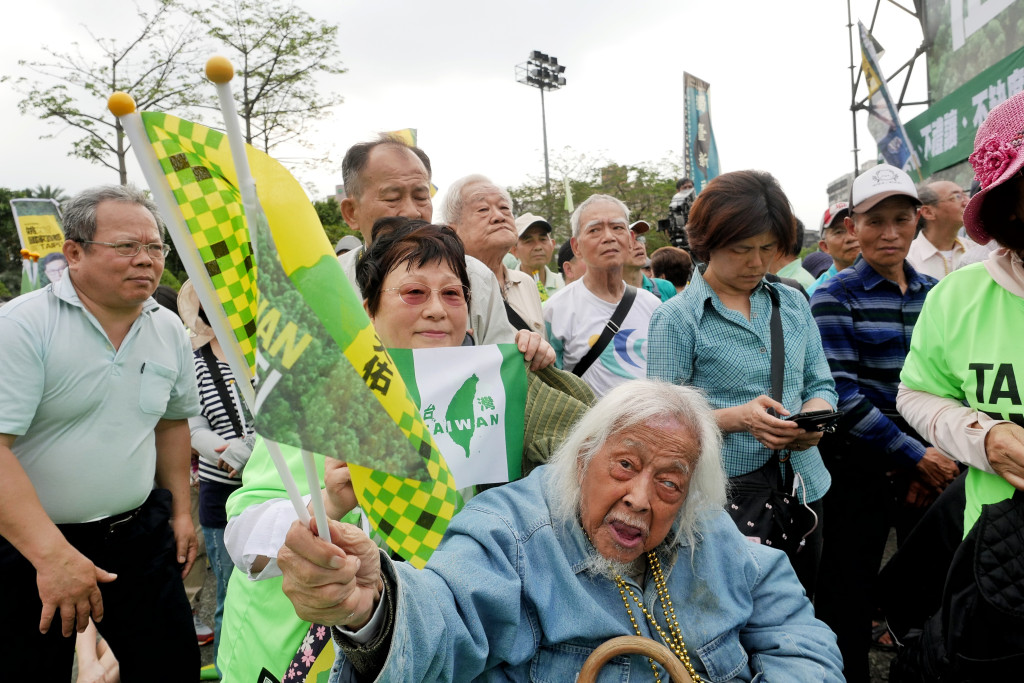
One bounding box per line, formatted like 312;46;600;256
331;466;842;682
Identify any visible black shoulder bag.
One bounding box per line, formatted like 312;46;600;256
724;285;818;559
571;285;637;378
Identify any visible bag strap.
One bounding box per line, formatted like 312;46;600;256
504;301;533;332
765;285;796;485
199;344;245;438
767;284;784;405
572;285;637;378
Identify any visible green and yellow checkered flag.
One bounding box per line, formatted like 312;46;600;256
135;110;460;568
143;112;258;377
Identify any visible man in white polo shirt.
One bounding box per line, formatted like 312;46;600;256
0;185;201;680
543;194;662;397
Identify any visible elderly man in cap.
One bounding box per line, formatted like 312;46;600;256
908;180;976;279
543;195;662;397
622;219;676;302
810;164;960;683
806;201;860;295
511;212;564;300
277;380;844;682
442;174;547;337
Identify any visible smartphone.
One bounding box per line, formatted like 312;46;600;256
784;409;843;433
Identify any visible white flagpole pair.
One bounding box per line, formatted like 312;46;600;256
108;56;331;541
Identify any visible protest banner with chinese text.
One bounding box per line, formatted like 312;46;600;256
905;46;1024;177
683;73;720;193
860;22;922;176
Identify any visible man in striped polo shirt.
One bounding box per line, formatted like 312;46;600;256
809;164;960;683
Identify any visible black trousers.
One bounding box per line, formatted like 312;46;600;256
0;489;199;682
814;443;927;683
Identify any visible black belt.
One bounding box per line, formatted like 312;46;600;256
60;502;147;538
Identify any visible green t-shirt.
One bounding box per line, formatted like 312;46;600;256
900;263;1023;533
219;440;359;683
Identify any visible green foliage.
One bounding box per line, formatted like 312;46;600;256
508;148;685;246
13;0;203;185
198;0;347;155
0;187;35;295
314;198;344;229
159;268;182;289
31;185;68;202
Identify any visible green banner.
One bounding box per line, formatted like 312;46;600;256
905;46;1024;177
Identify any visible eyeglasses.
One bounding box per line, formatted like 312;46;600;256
77;239;172;259
937;191;969;203
384;282;468;307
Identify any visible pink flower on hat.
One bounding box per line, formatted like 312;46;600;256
969;136;1017;189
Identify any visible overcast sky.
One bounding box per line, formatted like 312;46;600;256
1;0;929;233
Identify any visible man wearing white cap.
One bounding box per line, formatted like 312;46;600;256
512;213;564;300
810;163;960;683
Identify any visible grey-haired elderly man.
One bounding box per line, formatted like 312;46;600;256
0;185;201;679
542;194;663;396
442;174;547;337
277;380;843;682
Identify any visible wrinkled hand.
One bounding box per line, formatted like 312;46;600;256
904;478;938;508
515;330;556;371
915;447;959;491
320;459;358;520
740;395;804;451
215;438;253;478
170;512;198;579
279;519;382;629
986;422;1024;490
36;545;116;636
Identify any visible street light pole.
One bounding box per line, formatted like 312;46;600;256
516;51;566;197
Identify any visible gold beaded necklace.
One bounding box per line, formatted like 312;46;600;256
613;550;702;682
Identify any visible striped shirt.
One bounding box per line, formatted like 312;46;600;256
647;270;837;501
193;350;253;487
809;256;937;465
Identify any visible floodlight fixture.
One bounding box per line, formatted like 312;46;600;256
515;50;568;196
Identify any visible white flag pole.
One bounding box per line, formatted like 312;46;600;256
106;92;255;409
204;57;330;535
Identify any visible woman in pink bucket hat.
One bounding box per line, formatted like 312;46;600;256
882;89;1024;679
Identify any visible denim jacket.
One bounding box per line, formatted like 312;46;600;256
331;466;842;682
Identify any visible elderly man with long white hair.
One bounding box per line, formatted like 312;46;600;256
277;380;843;682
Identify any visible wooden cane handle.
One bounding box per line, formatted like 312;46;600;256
577;636;694;683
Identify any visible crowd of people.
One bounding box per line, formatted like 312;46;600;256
2;89;1024;683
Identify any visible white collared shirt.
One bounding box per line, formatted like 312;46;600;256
906;230;977;280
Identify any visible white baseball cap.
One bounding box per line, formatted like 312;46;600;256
514;213;552;238
850;164;921;213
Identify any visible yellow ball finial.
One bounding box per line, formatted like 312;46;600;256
107;92;136;117
206;56;235;83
